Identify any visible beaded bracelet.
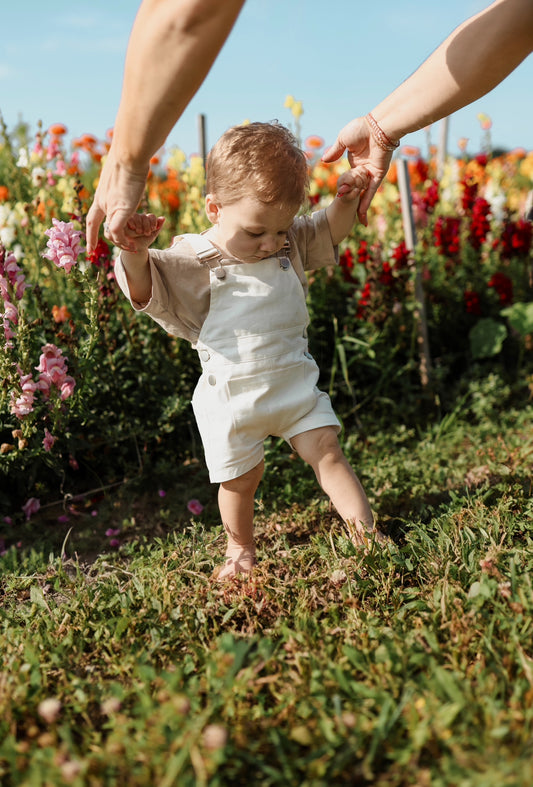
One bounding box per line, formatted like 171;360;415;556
365;113;400;152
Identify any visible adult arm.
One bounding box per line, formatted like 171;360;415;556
86;0;246;252
323;0;533;224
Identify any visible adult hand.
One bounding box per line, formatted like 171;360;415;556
86;148;150;253
322;117;395;226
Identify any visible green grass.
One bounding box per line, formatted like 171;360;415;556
1;394;533;786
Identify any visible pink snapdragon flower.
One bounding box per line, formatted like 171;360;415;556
1;250;27;300
36;343;75;400
43;218;85;274
1;249;27;347
22;497;40;520
43;428;57;452
10;373;38;417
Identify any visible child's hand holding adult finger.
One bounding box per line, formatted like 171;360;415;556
336;167;370;200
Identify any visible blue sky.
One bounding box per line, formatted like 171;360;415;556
1;0;531;160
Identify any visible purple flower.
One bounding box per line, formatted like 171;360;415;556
105;528;121;538
158;489;166;498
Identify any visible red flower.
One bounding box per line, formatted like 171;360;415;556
356;281;372;319
87;237;111;268
339;248;354;281
498;219;532;260
357;240;370;266
379;261;394;286
468;198;491;249
87;237;116;296
461;180;478;213
434;216;461;257
464;290;482;315
488;272;513;305
423;179;440;213
391;241;410;269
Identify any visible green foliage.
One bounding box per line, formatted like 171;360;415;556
1;403;533;785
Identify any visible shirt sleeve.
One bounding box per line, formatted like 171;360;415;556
114;241;210;343
289;208;339;272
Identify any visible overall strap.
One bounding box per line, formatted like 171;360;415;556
180;233;226;279
181;233;222;263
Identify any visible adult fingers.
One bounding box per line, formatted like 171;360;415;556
104;210;140;252
322;136;346;163
357;177;382;226
86;202;106;253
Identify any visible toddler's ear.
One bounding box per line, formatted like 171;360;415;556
205;194;221;223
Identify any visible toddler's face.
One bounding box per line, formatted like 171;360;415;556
206;195;298;263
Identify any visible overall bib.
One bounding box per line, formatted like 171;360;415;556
185;235;340;483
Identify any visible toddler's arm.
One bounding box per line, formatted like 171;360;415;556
325;167;370;246
120;213;165;303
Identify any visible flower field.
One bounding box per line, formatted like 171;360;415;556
1;109;533;785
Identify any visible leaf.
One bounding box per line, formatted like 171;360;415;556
469;318;507;359
30;585;49;610
501;302;533;337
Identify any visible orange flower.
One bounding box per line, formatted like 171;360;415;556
305;135;325;149
52;305;71;323
400;145;421;158
326;173;338;192
49;123;67;136
0;185;9;202
387;161;398;184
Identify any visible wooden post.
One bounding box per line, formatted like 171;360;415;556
397;157;432;388
197;114;207;171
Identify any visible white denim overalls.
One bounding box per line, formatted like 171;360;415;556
183;234;340;483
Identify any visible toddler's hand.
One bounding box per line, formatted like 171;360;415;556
124;213;165;251
336;167;371;201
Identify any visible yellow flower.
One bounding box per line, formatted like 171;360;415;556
167;147;187;171
284;95;295;109
291;100;304;119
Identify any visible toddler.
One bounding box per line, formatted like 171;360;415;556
114;121;384;579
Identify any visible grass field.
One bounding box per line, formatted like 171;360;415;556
1;385;533;786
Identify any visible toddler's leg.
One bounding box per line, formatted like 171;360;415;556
291;426;385;545
215;460;264;580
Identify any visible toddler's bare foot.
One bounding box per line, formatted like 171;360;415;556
213;543;256;581
345;520;388;549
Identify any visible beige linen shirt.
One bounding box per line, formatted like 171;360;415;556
114;208;338;345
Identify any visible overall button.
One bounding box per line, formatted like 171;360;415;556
304;351;313;360
279;257;290;270
208;374;217;386
200;349;210;362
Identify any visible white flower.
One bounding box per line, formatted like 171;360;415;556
31;167;47;187
16;147;29;168
0;226;15;247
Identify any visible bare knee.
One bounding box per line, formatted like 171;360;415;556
291;426;343;469
220;460;264;495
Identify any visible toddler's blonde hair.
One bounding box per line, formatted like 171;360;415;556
206;121;309;208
